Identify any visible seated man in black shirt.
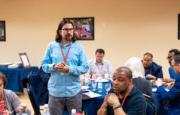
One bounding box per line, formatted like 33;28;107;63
97;67;146;115
142;52;163;80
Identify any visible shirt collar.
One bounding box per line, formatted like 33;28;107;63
94;60;104;65
60;42;72;47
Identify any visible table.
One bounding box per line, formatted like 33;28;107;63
0;66;39;93
28;71;110;115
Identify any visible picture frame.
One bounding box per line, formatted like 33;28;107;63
63;17;94;40
19;53;31;68
0;21;6;41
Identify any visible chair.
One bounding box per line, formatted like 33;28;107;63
27;85;41;115
143;93;157;115
27;67;49;105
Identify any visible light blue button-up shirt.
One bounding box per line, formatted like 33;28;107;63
41;41;89;97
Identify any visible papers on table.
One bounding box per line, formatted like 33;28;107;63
152;87;170;92
152;87;157;92
81;86;89;91
165;87;170;92
95;78;109;82
83;91;101;98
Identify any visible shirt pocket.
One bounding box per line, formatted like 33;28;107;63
68;51;79;64
50;50;62;63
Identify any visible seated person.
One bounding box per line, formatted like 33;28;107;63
0;72;30;115
156;55;180;115
167;49;180;79
142;52;163;80
88;48;112;79
97;67;146;115
125;57;152;96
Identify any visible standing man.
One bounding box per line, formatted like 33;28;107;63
142;52;163;80
41;20;89;115
88;48;112;79
97;67;146;115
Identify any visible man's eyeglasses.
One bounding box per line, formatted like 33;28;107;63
61;28;74;31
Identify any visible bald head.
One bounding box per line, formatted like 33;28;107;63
112;66;133;94
115;66;133;80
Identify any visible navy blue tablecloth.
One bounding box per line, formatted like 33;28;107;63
0;66;39;93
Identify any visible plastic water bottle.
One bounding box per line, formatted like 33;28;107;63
71;109;76;115
43;104;50;115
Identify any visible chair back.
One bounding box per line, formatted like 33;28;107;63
143;93;157;115
27;86;41;115
27;67;49;105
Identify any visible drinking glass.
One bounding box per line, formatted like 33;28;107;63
91;80;97;91
105;83;111;94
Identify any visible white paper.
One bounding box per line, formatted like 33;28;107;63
83;91;101;98
21;55;29;66
152;87;157;92
98;82;103;89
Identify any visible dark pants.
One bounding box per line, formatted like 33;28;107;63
48;91;82;115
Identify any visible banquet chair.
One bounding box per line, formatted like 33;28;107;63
27;85;41;115
27;67;49;105
143;93;157;115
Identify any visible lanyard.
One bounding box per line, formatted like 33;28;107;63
121;93;128;107
60;46;71;63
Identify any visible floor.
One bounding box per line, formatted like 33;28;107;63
18;88;34;114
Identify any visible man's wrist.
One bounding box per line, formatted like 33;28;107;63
113;102;121;110
101;102;108;109
53;64;56;70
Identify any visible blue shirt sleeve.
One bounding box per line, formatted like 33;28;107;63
157;83;180;101
69;45;89;76
41;42;56;73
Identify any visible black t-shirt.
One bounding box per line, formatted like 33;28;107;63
107;87;146;115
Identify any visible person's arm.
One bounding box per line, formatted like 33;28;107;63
6;90;26;113
68;46;89;76
146;74;157;80
157;83;180;101
41;43;56;73
107;93;126;115
113;107;126;115
97;101;108;115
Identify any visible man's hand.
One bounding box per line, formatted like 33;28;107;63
54;62;69;73
107;93;120;107
17;104;26;113
60;64;69;73
54;62;65;70
146;74;156;80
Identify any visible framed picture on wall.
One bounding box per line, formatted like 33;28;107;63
0;21;6;41
63;17;94;40
19;53;31;68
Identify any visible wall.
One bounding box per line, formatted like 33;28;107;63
0;0;180;78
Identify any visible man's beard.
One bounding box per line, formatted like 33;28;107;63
65;34;73;41
113;87;128;95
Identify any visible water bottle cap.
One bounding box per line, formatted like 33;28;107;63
44;104;48;108
71;109;76;114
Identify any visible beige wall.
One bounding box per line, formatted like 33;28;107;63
0;0;180;77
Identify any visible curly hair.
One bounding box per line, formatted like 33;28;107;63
0;72;7;86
